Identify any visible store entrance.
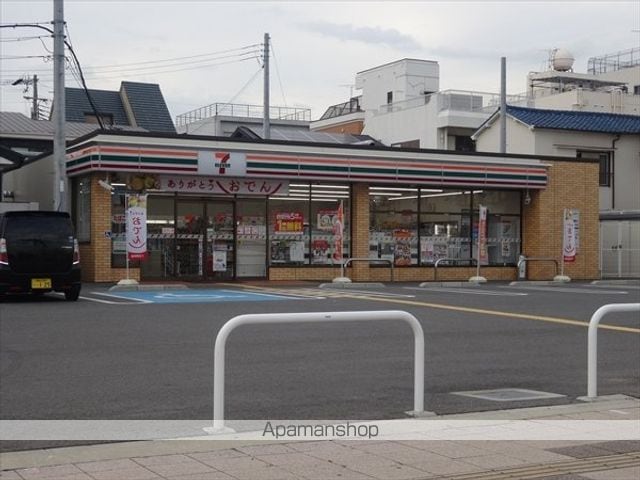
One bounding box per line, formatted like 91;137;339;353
235;199;267;278
141;196;265;281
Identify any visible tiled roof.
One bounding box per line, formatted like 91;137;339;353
0;111;146;140
65;87;130;126
120;82;176;133
1;111;99;139
507;106;640;134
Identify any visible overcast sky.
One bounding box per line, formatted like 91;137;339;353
1;1;639;123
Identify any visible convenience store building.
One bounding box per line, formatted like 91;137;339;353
66;130;599;283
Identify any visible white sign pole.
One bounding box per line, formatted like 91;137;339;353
554;208;571;283
469;204;487;284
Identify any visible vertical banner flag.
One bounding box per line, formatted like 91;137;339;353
563;208;577;263
126;194;148;261
333;201;344;264
478;205;488;265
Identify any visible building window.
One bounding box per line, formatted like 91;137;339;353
370;187;419;266
84;113;114;126
454;135;476;152
370;186;522;266
599;154;612;186
387;91;393;104
578;151;611;186
419;189;472;265
73;176;91;242
471;190;521;265
633;85;640;95
267;183;350;266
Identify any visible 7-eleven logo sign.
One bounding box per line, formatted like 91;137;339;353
198;151;247;176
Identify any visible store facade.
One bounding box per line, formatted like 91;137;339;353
67;131;599;283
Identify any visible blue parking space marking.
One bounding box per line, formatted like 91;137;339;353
102;289;299;304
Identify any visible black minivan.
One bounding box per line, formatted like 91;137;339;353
0;211;81;301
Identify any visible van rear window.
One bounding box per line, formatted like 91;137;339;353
4;215;74;243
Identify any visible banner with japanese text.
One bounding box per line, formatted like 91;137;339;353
158;175;288;196
478;205;488;265
333;201;344;264
563;208;577;263
126;194;148;261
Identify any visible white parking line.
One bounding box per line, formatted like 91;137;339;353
48;292;146;305
89;292;153;303
502;286;629;294
340;290;416;298
405;287;528;296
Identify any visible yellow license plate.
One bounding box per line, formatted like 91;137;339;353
31;278;52;289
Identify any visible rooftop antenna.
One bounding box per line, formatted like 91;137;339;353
339;84;355;98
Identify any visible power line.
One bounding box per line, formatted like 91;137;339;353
0;55;260;81
225;67;263;105
88;44;261;69
0;45;261;74
0;34;49;42
270;40;288;107
0;55;51;60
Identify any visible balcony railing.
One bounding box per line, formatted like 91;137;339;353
176;103;311;126
377;90;529;115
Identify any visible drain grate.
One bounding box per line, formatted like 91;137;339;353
452;388;566;402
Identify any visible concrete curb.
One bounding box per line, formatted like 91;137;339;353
318;282;385;289
591;279;640;286
418;281;489;288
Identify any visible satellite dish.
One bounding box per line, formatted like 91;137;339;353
552;48;574;71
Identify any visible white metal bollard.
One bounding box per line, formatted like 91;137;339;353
209;310;425;432
587;303;640;399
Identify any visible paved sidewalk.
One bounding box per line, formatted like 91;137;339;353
2;397;639;480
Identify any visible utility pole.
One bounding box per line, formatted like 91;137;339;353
31;75;39;120
500;57;507;154
263;32;270;140
53;0;67;211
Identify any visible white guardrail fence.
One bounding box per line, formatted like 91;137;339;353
587;303;640;399
208;310;425;432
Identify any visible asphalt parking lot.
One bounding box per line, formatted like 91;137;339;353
1;281;638;450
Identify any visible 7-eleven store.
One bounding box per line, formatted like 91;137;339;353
66;131;600;283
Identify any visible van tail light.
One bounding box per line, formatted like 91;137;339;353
0;238;8;265
73;239;80;265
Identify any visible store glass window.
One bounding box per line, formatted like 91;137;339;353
267;182;350;266
310;183;350;265
370;187;419;266
73;176;91;242
140;196;175;278
269;186;309;265
471;190;521;265
419;189;471;265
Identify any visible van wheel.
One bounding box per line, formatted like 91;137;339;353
65;286;81;301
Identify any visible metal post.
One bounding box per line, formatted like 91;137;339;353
32;75;39;120
586;303;640;399
210;310;426;432
263;33;270;140
124;193;130;281
53;0;67;212
500;57;507;154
